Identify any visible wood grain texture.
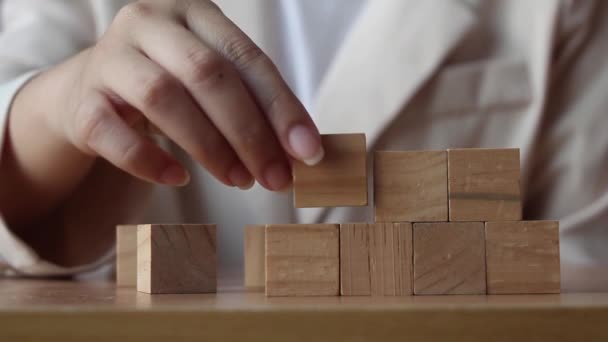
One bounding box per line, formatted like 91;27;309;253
137;224;217;294
485;221;560;294
116;225;137;287
340;223;413;296
448;148;521;221
340;223;371;296
413;222;486;295
374;151;448;222
2;279;608;342
266;224;339;296
369;222;413;296
244;225;265;290
293;133;367;208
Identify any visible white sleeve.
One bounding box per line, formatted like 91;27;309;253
0;0;97;80
0;0;108;276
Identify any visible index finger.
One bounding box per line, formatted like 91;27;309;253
177;1;325;166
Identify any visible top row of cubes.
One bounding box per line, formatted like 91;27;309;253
293;133;522;222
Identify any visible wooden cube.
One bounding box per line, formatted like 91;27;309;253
485;221;560;294
137;224;217;294
266;224;339;296
340;223;413;296
293;133;367;208
340;223;370;296
413;222;486;295
116;225;137;287
244;225;265;290
448;148;521;221
374;150;448;222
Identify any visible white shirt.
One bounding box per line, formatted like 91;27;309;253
278;0;366;113
1;0;608;292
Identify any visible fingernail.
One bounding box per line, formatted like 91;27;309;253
228;164;255;190
160;164;190;186
277;183;293;193
288;124;324;166
263;161;292;191
239;179;255;190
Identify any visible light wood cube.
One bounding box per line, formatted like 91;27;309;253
265;224;339;297
374;150;448;222
448;148;521;221
137;224;217;294
244;225;265;291
485;221;560;294
116;225;137;287
293;133;367;208
340;222;413;296
413;222;486;295
340;223;371;296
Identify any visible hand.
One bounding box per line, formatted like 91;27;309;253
50;0;323;191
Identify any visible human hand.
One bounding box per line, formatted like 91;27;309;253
49;0;323;191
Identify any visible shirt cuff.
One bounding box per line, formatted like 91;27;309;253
0;213;115;277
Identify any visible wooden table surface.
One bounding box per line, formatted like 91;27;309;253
1;279;607;342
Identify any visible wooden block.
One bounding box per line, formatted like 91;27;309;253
413;222;486;295
448;148;521;221
266;224;339;296
369;222;413;296
340;223;371;296
374;150;448;222
116;225;137;287
293;133;367;208
340;223;413;296
244;225;265;290
137;224;217;294
485;221;560;294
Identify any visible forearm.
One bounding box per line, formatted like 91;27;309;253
0;51;96;229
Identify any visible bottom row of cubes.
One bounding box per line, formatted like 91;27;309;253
264;221;560;297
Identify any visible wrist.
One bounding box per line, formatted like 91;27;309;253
2;53;98;226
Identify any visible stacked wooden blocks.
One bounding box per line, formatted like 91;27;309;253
116;224;217;294
114;133;559;297
253;134;560;297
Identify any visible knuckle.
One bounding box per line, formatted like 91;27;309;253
245;122;264;144
74;102;107;149
140;71;176;108
192;132;224;163
116;2;155;23
186;49;230;88
261;89;285;116
202;0;223;13
221;35;266;71
236;121;266;151
117;140;145;169
181;0;223;18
